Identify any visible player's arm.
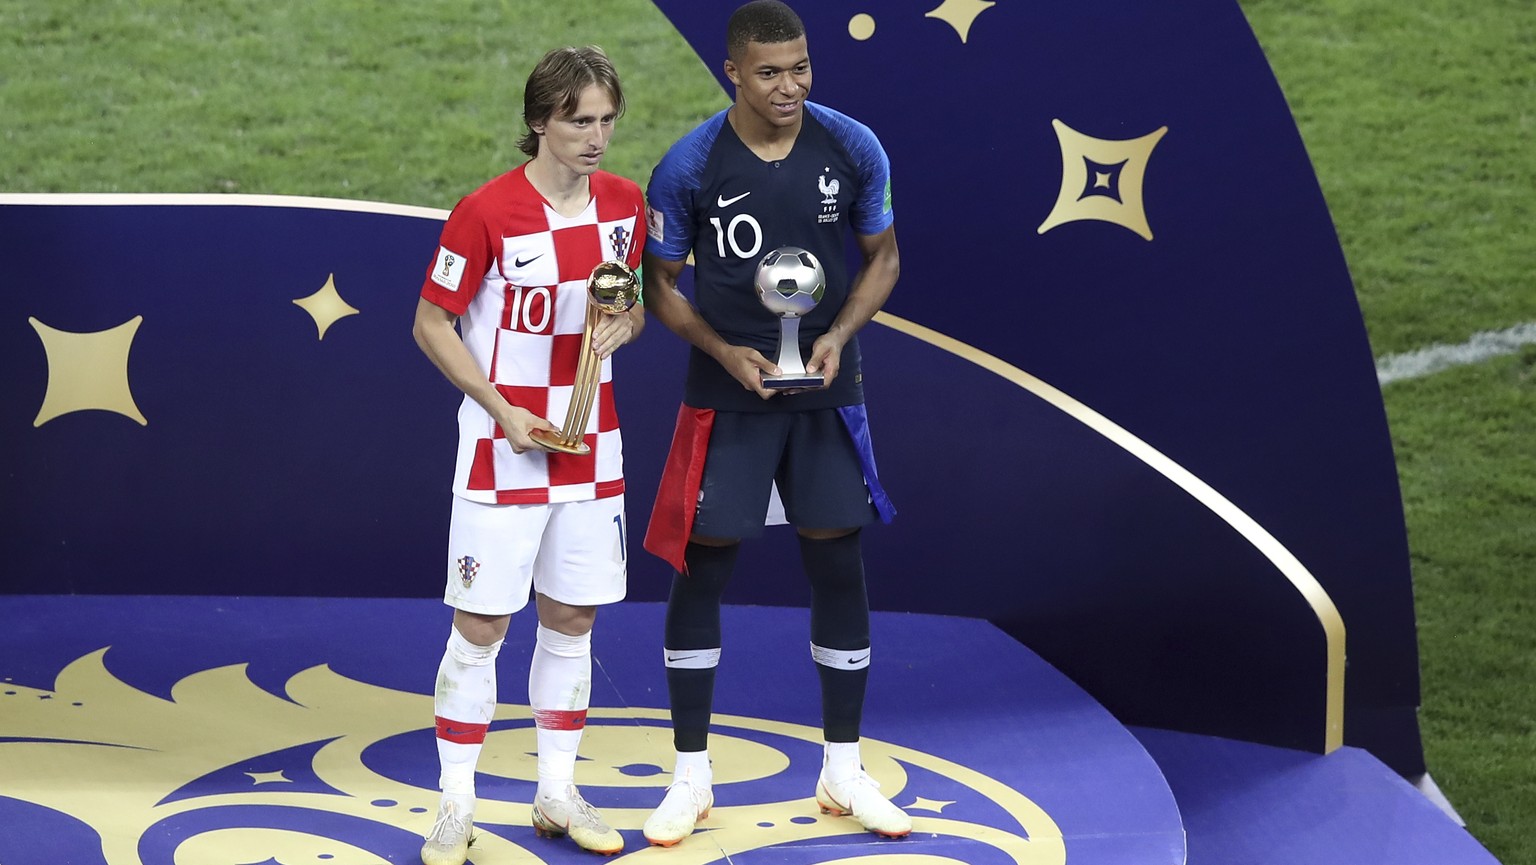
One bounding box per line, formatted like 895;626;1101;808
411;297;556;453
805;225;899;386
643;249;778;398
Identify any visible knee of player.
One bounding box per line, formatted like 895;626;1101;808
535;594;598;636
452;610;512;648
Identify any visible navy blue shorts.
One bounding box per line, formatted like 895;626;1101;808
692;408;878;539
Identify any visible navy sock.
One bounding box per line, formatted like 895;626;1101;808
665;541;739;752
801;531;870;744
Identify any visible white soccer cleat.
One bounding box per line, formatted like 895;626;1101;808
815;768;912;838
643;771;715;847
531;784;624;855
421;797;474;865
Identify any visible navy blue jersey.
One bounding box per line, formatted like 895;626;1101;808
646;102;894;412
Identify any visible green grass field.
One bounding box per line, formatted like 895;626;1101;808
1242;3;1536;860
0;0;726;205
3;0;1531;861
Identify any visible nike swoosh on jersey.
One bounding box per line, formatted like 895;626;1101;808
514;253;543;267
716;191;751;208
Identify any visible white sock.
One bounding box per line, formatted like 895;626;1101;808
823;740;861;782
529;624;592;800
434;627;501;797
674;749;712;787
439;790;475;815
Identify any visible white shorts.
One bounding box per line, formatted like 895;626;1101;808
444;494;628;616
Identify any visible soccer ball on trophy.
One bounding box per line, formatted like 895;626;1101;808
754;246;826;318
753;246;827;389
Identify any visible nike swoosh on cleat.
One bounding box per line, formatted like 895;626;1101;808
514;253;543;267
716;191;751;208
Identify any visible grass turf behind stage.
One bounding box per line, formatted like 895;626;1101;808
1242;2;1536;861
2;1;1532;862
0;0;729;206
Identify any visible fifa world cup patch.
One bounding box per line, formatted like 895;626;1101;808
432;245;468;291
645;205;665;245
456;555;481;588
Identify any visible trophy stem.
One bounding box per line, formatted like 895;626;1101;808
563;305;602;447
775;316;807;376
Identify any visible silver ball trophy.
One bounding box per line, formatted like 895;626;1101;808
754;246;826;389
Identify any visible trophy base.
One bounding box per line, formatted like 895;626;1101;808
529;428;590;456
762;373;826;390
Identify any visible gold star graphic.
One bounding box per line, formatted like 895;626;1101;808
29;316;148;427
244;770;290;785
906;795;958;813
925;0;996;43
292;273;359;340
1038;119;1169;241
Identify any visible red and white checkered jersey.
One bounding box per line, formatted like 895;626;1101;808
420;166;646;505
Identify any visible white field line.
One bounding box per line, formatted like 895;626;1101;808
1377;322;1536;385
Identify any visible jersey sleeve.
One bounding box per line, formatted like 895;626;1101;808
645;112;726;262
811;104;894;238
420;193;495;316
621;177;648;304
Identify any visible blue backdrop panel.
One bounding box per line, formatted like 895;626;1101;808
0;0;1423;776
0;203;454;594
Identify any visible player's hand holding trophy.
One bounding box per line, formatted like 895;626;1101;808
530;260;639;455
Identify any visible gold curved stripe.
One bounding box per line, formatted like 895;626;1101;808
874;310;1345;752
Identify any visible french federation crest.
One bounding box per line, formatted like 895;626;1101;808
456;555;480;588
817;172;842;224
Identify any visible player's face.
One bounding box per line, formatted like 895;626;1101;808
532;84;617;178
726;37;812;131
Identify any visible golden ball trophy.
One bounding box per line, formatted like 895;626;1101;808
529;260;639;455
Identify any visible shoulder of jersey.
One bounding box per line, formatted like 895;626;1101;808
592;169;643;196
658;110;731;167
457;166;529;211
804;101;877;140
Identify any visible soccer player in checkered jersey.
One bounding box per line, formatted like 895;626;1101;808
638;0;909;846
411;45;645;864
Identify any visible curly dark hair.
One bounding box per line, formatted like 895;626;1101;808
726;1;806;62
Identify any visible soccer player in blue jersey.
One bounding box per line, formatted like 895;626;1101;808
638;0;908;846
